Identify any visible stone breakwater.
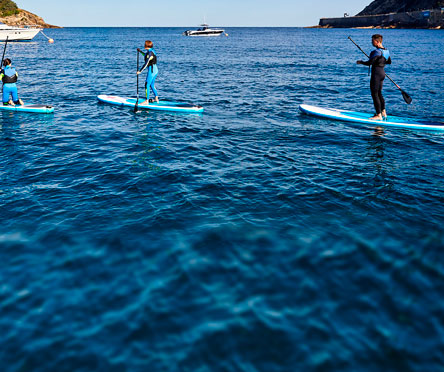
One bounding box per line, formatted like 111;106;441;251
0;9;60;28
319;8;444;29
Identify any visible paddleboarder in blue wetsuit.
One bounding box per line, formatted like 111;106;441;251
136;40;159;104
0;58;24;106
357;34;391;120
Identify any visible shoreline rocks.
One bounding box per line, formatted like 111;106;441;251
0;9;60;28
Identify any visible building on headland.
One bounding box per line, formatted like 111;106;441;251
319;8;444;28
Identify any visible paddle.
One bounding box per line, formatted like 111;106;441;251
1;36;9;69
348;36;412;105
134;48;139;113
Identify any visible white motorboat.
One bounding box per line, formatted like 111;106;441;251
183;24;225;37
0;22;41;41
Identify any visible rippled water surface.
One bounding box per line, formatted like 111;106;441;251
1;28;444;371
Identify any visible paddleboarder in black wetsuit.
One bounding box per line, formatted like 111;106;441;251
357;34;391;120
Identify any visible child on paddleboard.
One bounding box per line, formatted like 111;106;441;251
0;58;24;106
357;34;391;120
136;40;159;104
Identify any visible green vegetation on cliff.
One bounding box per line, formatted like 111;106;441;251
0;0;19;17
358;0;444;16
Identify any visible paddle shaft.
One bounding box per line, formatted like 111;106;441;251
348;36;411;101
1;36;9;69
134;49;139;112
348;36;369;58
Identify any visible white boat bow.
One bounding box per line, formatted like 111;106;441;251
0;22;41;41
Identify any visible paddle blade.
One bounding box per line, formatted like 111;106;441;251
134;100;139;113
402;90;412;105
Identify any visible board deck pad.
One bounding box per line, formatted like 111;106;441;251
299;104;444;131
0;104;54;114
98;95;204;113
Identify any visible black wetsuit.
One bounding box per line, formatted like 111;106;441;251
360;48;391;115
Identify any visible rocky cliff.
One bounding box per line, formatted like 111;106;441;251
0;8;59;28
0;0;59;28
358;0;444;16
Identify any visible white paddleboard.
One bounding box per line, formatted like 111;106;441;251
299;104;444;131
98;95;203;113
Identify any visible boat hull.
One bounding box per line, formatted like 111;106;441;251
183;30;224;37
0;28;40;41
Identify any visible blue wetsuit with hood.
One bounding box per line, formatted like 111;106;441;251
138;48;158;100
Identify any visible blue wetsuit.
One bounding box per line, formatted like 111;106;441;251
0;65;20;105
360;48;391;114
138;48;158;100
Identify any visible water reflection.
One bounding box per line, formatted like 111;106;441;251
132;127;162;176
365;129;395;197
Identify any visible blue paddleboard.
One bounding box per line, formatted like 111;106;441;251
299;104;444;131
98;95;204;113
0;104;54;114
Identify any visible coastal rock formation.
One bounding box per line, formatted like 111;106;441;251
0;8;59;28
358;0;444;16
0;0;59;28
319;0;444;28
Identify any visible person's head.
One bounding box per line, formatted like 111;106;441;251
144;40;153;49
372;34;383;47
3;58;11;67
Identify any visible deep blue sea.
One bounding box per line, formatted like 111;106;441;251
1;27;444;371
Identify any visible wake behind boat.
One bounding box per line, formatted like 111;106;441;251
299;104;444;131
0;22;41;41
183;24;225;37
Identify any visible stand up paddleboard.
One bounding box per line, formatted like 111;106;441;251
0;104;54;114
299;104;444;131
98;95;204;114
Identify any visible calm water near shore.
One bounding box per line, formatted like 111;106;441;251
1;27;444;371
